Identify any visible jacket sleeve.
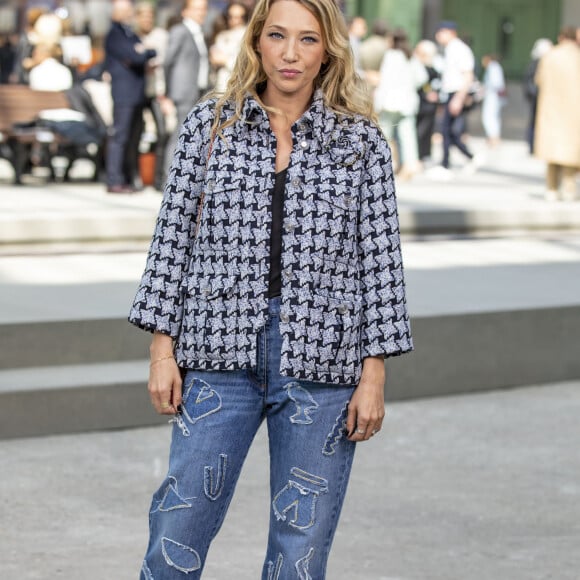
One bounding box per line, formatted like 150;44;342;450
357;123;413;359
163;26;183;99
105;26;153;68
128;105;213;337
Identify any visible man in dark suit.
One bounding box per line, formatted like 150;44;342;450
163;0;209;176
105;0;156;193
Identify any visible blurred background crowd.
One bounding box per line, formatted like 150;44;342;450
0;0;578;199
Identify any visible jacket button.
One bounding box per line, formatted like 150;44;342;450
280;313;290;323
300;140;308;149
284;222;295;233
291;177;301;187
202;287;211;297
284;268;293;280
207;180;215;192
338;304;348;314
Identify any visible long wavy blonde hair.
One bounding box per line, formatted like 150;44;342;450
209;0;375;133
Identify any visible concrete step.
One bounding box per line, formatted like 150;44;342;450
1;318;150;370
1;237;579;438
0;361;165;439
1;302;579;439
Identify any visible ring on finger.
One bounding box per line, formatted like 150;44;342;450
161;402;171;409
355;428;365;435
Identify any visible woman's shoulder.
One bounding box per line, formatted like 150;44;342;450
338;111;384;142
181;98;220;134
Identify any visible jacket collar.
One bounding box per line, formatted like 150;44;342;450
239;88;339;142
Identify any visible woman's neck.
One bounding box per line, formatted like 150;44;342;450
261;89;312;128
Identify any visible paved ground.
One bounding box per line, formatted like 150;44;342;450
1;234;580;325
1;381;579;580
1;137;580;248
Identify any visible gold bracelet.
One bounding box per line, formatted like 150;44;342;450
150;354;175;367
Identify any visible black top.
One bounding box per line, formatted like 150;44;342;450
268;168;288;297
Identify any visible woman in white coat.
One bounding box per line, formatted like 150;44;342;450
374;28;427;179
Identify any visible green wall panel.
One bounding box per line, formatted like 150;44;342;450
443;0;561;78
349;0;423;45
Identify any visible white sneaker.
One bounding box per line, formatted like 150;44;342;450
545;190;559;202
463;153;486;175
426;165;454;181
562;190;578;202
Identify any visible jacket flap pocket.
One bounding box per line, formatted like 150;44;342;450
186;273;237;300
317;185;357;212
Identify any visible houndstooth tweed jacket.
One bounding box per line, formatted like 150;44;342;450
129;90;413;385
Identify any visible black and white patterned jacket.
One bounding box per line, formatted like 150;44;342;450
129;90;413;385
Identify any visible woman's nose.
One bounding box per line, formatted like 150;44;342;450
283;39;298;62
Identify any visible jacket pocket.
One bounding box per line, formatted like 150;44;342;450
186;272;237;300
298;292;362;372
317;184;358;213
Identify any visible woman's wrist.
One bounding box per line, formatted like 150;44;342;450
150;332;174;358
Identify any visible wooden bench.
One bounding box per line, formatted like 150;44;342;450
0;85;103;184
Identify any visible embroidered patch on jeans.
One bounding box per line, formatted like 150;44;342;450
322;401;349;456
182;378;223;424
158;476;193;512
267;553;284;580
272;467;328;530
161;537;202;573
285;382;319;425
204;453;227;501
141;560;154;580
295;547;315;580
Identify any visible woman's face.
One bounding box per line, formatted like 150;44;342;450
227;4;247;29
257;0;327;104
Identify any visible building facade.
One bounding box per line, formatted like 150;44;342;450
347;0;578;78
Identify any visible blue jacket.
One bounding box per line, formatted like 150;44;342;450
104;21;155;106
129;91;413;385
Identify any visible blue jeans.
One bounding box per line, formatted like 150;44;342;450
141;298;357;579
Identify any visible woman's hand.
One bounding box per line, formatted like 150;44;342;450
346;356;386;442
148;332;182;415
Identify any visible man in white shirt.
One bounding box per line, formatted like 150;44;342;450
435;21;476;170
164;0;209;176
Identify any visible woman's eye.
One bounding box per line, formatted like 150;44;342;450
302;36;319;43
268;32;284;40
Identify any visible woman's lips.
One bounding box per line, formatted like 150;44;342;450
279;69;301;79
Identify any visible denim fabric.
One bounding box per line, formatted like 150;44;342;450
141;298;357;579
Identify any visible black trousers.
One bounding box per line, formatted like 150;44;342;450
416;109;437;160
106;103;143;187
441;93;473;168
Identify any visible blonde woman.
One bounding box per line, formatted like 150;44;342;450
130;0;412;577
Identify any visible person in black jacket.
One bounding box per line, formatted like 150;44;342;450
414;39;441;161
104;0;156;193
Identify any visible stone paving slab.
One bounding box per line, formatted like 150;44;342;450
1;139;580;246
0;235;579;324
1;381;578;580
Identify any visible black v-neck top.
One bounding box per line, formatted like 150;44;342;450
268;168;288;297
